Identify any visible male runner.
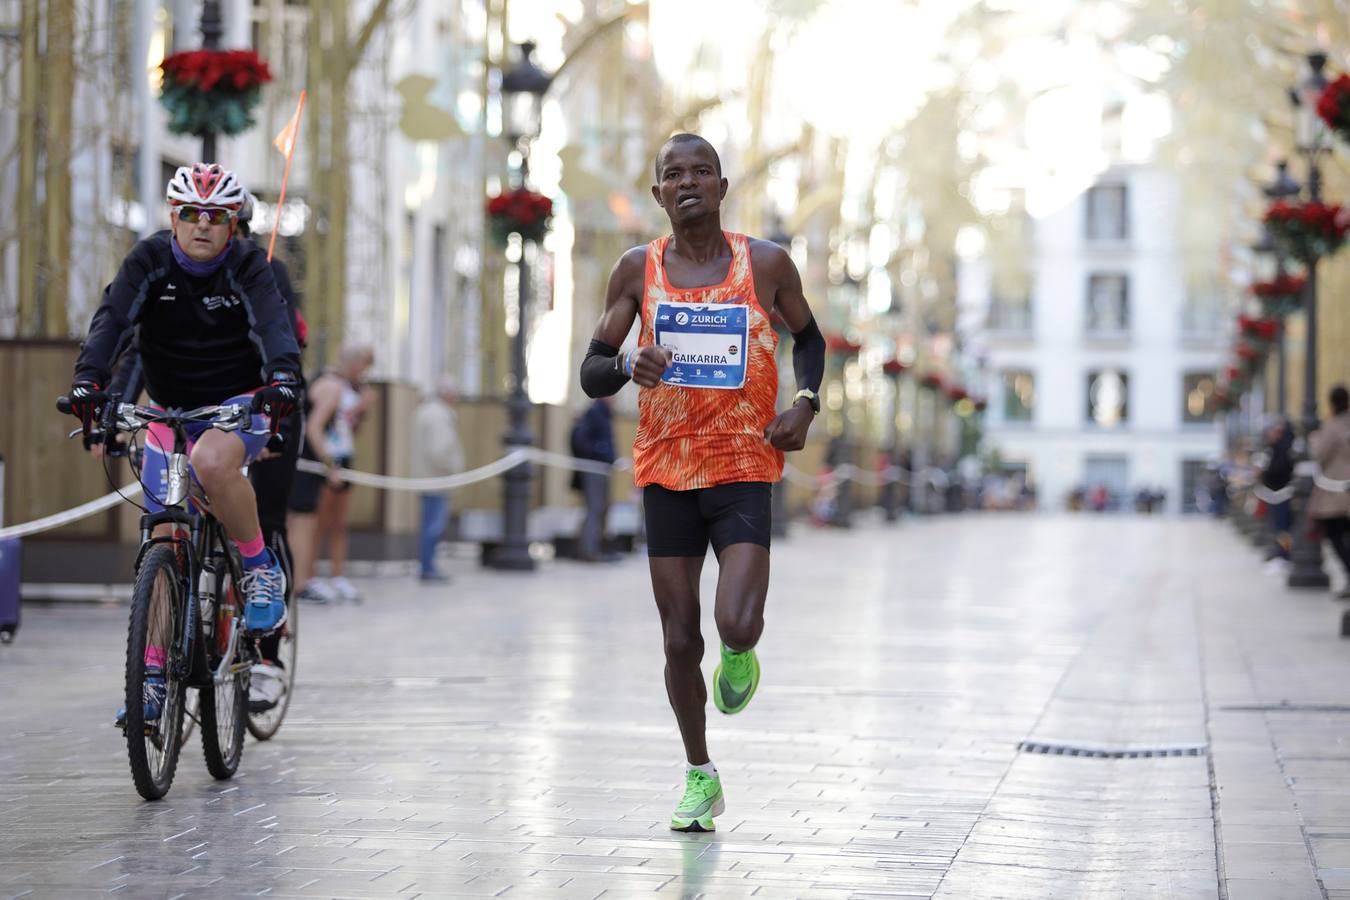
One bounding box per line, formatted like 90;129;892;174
579;133;826;832
67;163;302;724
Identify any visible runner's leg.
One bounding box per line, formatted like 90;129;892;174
651;555;711;764
326;485;352;578
713;544;769;652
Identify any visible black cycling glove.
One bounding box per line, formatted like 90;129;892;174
250;372;302;432
68;380;108;433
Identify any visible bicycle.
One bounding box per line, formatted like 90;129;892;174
57;393;295;799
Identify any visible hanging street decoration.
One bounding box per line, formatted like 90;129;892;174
159;50;273;138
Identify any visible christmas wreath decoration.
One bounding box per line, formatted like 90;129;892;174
1264;200;1350;262
159;50;273;137
1250;273;1307;319
1317;74;1350;145
486;188;553;246
881;358;909;376
1237;314;1281;348
918;371;944;391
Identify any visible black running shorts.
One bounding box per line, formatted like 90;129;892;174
643;481;773;557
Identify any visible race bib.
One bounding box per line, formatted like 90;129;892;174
652;301;748;390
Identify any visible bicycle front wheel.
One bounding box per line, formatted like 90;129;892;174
199;569;247;779
124;544;188;801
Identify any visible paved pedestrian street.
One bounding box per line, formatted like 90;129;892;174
3;515;1350;899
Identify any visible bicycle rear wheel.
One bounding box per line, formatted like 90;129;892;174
199;564;247;779
125;544;188;801
247;593;297;740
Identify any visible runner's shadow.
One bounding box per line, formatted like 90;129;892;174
674;832;720;899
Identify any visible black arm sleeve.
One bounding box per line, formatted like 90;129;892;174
74;240;166;386
579;339;631;399
107;334;145;402
231;246;302;379
792;316;826;394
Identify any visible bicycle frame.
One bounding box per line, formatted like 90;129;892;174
98;399;263;690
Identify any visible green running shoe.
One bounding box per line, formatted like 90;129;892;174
670;768;725;833
712;644;760;715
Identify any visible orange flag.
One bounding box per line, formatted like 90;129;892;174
268;90;306;262
273;91;305;157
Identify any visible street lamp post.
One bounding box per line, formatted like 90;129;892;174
1261;160;1302;417
1286;52;1332;589
200;0;223;162
485;41;552;572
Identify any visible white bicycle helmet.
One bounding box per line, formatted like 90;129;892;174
165;163;247;209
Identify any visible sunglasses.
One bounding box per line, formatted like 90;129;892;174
175;205;236;225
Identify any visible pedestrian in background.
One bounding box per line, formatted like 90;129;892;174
570;397;617;562
289;344;375;603
1310;385;1350;596
412;376;465;581
1260;416;1295;574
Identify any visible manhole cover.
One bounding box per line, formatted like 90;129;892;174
1017;740;1207;759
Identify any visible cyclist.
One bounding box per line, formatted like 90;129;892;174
579;134;825;832
98;190;303;712
66;163;302;724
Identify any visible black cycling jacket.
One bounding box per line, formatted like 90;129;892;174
75;231;301;409
107;253;303;402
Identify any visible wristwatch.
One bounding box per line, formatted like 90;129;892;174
793;389;820;415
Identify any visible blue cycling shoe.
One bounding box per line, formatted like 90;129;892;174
241;559;288;633
115;667;166;728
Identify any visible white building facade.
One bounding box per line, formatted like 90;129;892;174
962;165;1226;513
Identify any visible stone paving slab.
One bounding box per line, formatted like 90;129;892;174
2;516;1350;898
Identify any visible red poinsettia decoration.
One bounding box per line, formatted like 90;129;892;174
486;188;553;245
825;335;863;355
1251;272;1307;318
881;358;909;376
1234;342;1263;361
1211;386;1235;413
161;49;272;92
1237;314;1281;343
945;384;969;403
1317;74;1350;144
1265;200;1350;261
918;371;944;390
1222;364;1241;384
158;49;273;137
1250;273;1307;299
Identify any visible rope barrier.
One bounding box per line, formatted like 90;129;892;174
1252;484;1297;505
0;483;143;541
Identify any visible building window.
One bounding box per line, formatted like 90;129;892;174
1086;184;1128;241
1086;369;1129;426
988;293;1033;332
1183;372;1217;423
1086;274;1129;335
1181;287;1222;338
1002;370;1035;422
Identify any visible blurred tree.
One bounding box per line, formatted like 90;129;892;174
302;0;395;365
13;0;75;337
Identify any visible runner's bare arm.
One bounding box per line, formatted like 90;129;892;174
305;377;342;466
581;248;671;395
754;241;822;451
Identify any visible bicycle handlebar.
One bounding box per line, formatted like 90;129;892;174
56;396;281;448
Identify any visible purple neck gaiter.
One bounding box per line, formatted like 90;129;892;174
171;237;232;277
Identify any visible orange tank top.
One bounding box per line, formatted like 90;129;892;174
632;231;783;490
